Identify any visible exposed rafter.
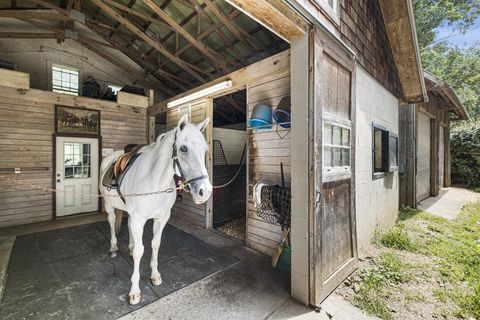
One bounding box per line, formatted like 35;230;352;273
91;0;205;82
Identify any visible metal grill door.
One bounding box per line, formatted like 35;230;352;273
416;112;431;202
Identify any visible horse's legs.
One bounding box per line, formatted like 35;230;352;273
128;216;146;305
150;217;168;286
128;217;134;256
105;204;118;258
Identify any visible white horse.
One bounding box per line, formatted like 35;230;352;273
99;114;212;305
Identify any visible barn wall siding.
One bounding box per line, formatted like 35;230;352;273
246;72;291;256
294;0;403;99
355;65;399;256
0;86;147;228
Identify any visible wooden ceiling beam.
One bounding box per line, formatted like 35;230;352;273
0;32;60;38
76;37;174;96
142;0;236;71
91;0;204;82
200;0;262;52
100;0;172;30
0;9;71;21
25;0;69;15
86;22;188;93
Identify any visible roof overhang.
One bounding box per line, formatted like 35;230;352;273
424;72;469;120
378;0;428;103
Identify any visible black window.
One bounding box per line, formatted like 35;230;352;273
373;124;398;177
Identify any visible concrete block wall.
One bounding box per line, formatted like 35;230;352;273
355;65;399;256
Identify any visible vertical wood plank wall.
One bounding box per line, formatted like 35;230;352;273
0;86;147;227
166;100;212;228
246;72;291;256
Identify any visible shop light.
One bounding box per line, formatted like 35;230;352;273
166;80;233;108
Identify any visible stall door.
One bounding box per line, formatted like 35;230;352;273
439;126;445;188
416;112;431;202
55;136;99;217
311;28;357;305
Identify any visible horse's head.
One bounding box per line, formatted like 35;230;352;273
173;114;212;204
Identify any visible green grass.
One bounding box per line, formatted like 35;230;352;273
375;227;418;252
352;252;412;319
354;202;480;319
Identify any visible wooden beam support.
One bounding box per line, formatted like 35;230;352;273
225;0;307;42
0;9;71;20
142;0;235;70
100;0;172;30
201;0;261;52
0;32;60;39
91;0;204;82
25;0;69;15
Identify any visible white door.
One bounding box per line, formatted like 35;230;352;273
55;136;99;217
439;126;445;188
417;113;431;202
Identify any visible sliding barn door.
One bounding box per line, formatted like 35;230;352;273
311;28;358;305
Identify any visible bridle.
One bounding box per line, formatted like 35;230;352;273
171;128;209;192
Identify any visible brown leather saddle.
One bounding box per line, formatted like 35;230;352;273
102;144;144;201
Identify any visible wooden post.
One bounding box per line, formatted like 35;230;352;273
205;98;214;229
147;89;156;143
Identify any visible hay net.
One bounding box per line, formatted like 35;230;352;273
253;182;291;228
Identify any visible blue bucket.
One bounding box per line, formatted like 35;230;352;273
273;96;291;128
249;104;272;130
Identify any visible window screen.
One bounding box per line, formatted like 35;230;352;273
52;65;79;95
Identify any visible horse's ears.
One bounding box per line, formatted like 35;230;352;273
197;117;210;133
178;114;189;131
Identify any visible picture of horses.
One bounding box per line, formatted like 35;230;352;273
56;105;100;135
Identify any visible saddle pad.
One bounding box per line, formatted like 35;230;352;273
102;153;141;190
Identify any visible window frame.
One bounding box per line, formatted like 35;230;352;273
51;64;80;96
372;123;398;180
323;120;351;181
310;0;340;25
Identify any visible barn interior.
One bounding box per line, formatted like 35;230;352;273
0;0;293;318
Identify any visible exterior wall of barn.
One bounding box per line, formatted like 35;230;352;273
0;81;149;228
399;92;452;209
355;65;399;255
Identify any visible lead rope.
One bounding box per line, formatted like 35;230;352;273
0;174;182;198
212;143;246;189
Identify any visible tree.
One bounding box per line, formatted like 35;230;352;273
413;0;480;118
413;0;480;49
421;43;480;118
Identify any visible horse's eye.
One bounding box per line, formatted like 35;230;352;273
180;146;188;153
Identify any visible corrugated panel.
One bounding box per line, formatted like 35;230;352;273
439;126;445;188
416;112;431;202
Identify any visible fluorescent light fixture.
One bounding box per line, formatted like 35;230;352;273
167;80;233;108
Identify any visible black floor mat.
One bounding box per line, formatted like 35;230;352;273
0;220;238;320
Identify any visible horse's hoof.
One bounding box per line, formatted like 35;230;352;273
129;293;141;305
151;276;162;286
110;251;118;258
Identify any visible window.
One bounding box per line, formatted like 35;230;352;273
64;142;91;179
52;64;79;95
373;124;398;176
324;122;350;173
108;84;122;95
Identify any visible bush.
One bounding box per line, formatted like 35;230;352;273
451;120;480;187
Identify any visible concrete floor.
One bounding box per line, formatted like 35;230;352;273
0;213;374;320
418;187;480;220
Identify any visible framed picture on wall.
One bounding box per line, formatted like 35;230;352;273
55;105;100;135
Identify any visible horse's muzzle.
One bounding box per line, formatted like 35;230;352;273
190;179;212;204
